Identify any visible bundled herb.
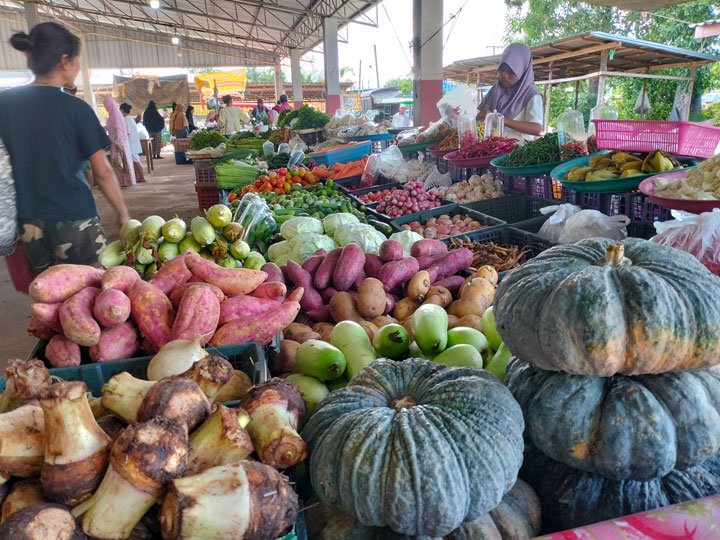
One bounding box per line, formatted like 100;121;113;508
502;133;561;167
189;131;227;150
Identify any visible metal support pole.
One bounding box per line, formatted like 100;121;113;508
24;0;39;28
290;49;303;109
596;50;609;106
373;44;380;89
274;62;283;104
78;33;95;112
543;64;553;133
323;17;340;113
685;66;697;121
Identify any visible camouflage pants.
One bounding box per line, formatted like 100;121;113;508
19;217;107;270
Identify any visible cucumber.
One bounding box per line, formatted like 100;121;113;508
295;340;347;381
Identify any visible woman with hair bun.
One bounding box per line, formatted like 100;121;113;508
0;22;129;270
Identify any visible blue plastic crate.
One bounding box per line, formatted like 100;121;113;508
310;141;371;166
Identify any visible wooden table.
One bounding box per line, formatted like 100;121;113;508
140;139;154;173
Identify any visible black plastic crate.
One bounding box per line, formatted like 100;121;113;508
498;173;531;195
446;225;554;261
461;195;560;225
576;192;624;216
391;204;505;240
334;174;394;192
627;220;657;240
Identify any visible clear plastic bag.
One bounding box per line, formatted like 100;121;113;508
288;135;308;154
558;210;629;244
651;209;720;275
361;154;380;187
537;204;582;243
436;83;477;127
376;145;406;178
458;113;479;148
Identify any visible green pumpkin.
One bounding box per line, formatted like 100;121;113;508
309;480;541;539
302;358;525;538
495;238;720;376
521;445;720;531
506;358;720;481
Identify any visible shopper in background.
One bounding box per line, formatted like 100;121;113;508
392;104;412;128
250;98;270;123
105;97;136;188
477;43;543;141
218;95;249;135
135;115;150;142
142;100;164;159
169;103;189;138
273;94;293;114
1;22;129;269
186;105;197;133
119;103;145;183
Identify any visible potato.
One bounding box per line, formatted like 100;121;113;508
461;278;495;307
284;323;321;343
393;297;420;321
406;271;431;303
359;321;379;341
402;317;414;341
357;278;386;319
312;322;335;342
329;292;364;323
470;265;498;287
447;314;460;329
372;316;398;328
448;298;487;319
457;314;483;332
425;286;452;308
270;340;301;375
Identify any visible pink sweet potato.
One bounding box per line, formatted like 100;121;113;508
27;316;58;341
149;254;192;295
45;335;81;368
185;252;267;296
89;322;140;363
93;288;131;328
285;261;324;312
431;275;466;295
364;254;384;279
29;264;103;304
260;262;285;284
351;267;366;290
251;282;287;300
31;303;62;333
416;254;444;270
411;239;448;258
379;240;404;262
377;258;420;292
140;337;158;355
169;283;225;310
385;293;397;315
219;295;283;325
333;243;366;292
209;300;301;346
301;254;325;276
313;248;341;290
128;281;174;350
306;305;332;322
319;287;338;304
427;248;473;283
59;287;101;347
287;287;305;303
101;266;140;293
171;285;221;345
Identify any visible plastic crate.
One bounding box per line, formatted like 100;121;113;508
593;119;720;158
297;128;325;147
334;174;393;192
528;175;555;199
447;225;554;261
391;204;505;239
194;158;217;184
461;196;560;225
575;192;624;216
311;141;371;166
173;137;191;152
352;133;394;154
347;183;403;206
627;220;657;240
196;181;220;211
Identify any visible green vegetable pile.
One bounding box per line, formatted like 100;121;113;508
226;135;266;152
280;105;330;130
214;162;260;191
502;133;561;167
190;131;227;150
228;132;258;141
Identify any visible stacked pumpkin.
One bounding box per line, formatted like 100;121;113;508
494;238;720;531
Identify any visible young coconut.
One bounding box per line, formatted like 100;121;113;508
72;417;189;539
0;479;44;524
136;377;211;433
179;355;234;403
160;461;299;540
0;359;51;413
0;503;83;539
38;381;111;506
240;378;307;469
0;404;45;478
186;405;253;476
101;372;156;423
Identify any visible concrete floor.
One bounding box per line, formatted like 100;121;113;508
0;149;199;366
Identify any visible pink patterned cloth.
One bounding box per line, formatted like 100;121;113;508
537;495;720;540
103;97;135;187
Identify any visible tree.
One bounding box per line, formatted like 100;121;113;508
385;77;413;94
246;67;284;83
188;67;223;75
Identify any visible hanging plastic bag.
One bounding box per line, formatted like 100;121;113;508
651;209;720;275
634;85;651;115
558;210;629;244
436;83;477;127
287;135;308;154
537;204;581;243
376;145;406;178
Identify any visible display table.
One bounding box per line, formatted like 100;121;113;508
537;495;720;539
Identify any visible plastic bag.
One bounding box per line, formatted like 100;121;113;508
233;194;275;248
376;145;406;178
288;135;308;154
537;204;581;243
651;209;720;275
558;210;629;244
436;83;477;127
361;154;380;187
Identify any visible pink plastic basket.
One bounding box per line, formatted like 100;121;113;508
593;120;720;158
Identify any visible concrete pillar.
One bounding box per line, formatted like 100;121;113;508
274;62;284;104
290;49;303;109
79;33;95;112
323;17;341;114
24;0;40;29
412;0;443;127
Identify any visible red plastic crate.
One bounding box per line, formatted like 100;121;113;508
195;182;219;211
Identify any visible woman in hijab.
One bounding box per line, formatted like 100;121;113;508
143;100;165;159
186;105;197;133
478;43;543;141
104;96;136;188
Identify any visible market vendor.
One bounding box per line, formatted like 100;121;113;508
478;43;543;141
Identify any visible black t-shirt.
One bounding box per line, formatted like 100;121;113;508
0;86;111;221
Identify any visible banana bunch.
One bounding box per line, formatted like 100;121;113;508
564;150;681;182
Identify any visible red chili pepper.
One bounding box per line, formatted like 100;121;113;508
457;137;517;159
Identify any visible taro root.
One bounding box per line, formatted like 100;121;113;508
241;378;307;469
96;415;127;441
0;479;44;524
136;378;210;432
0;503;84;539
38;382;111;507
101;372;156;423
0;360;51;413
186;405;253;476
179;355;233;404
161;461;298;540
72;417;189;540
214;370;253;403
0;404;45;478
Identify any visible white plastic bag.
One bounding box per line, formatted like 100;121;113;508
537;204;581;243
376;145;406;178
436;83;477;127
651;209;720;275
558;210;629;244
